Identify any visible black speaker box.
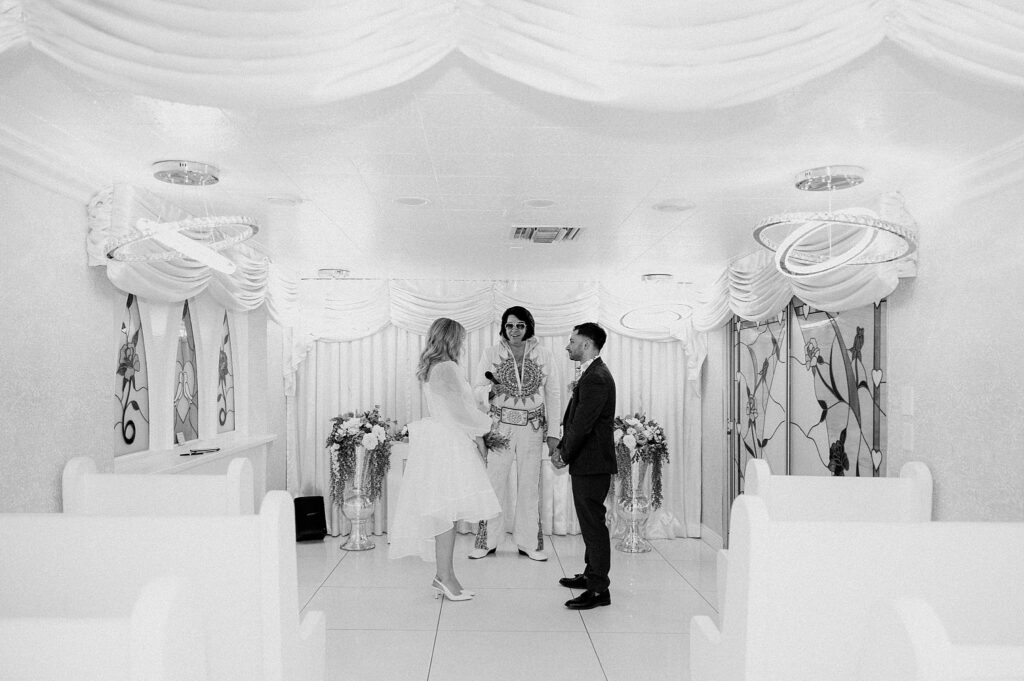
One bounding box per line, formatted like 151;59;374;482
294;495;327;542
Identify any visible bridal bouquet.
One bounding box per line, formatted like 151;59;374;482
326;407;394;506
613;413;670;509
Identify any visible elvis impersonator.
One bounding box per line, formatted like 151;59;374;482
470;306;562;561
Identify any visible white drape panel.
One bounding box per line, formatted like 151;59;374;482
2;1;1021;110
692;250;901;330
288;320;700;538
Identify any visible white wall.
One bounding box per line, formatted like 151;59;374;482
886;188;1024;521
0;171;112;511
700;326;728;540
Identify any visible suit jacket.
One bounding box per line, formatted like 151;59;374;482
559;357;617;476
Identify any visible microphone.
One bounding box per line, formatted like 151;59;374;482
485;371;501;385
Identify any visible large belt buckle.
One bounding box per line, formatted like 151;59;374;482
500;407;528;426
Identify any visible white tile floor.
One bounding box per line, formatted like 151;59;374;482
297;532;719;681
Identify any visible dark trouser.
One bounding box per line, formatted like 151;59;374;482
571;473;612;593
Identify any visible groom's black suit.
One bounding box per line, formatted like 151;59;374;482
559;356;616;593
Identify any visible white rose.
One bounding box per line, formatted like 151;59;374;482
372;424;387;440
627;426;637;436
623;433;637;450
626;418;641;428
361;433;379;450
613;429;623;444
643;428;654;440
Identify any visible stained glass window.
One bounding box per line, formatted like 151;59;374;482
729;300;888;509
790;302;887;478
173;301;199;444
217;312;235;433
114;294;150;455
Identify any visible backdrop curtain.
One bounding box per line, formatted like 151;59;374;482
2;1;1021;110
285;280;702;539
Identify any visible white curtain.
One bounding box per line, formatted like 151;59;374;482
2;1;1021;110
286;281;702;538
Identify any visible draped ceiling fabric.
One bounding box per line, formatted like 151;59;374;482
2;1;1021;110
87;184;273;312
288;280;703;539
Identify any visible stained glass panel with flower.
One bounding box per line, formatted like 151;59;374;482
173;301;199;443
789;302;887;477
217;312;235;433
114;294;149;455
734;314;788;493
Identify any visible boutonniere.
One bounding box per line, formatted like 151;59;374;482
568;379;578;393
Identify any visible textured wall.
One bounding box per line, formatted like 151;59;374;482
887;189;1024;521
0;173;115;512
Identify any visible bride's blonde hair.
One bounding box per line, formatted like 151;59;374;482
416;317;465;382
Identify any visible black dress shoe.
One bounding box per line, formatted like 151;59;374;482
565;590;610;610
558;574;587;589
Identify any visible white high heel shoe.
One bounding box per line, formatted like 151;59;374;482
432;578;474;601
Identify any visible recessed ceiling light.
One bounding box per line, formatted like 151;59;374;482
316;268;349;279
394;196;430;206
651;200;693;213
641;273;674;282
152;160;219;186
793;165;865;191
523;198;556;208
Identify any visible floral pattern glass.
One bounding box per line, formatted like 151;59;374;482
730;300;888;507
114;294;150;455
789;302;887;477
733;313;789;492
173;301;199;443
217;312;235;433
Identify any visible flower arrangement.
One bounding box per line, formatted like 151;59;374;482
483;428;510;451
613;412;670;509
325;407;394;507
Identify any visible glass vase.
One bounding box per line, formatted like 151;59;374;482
341;444;375;551
616;457;652;553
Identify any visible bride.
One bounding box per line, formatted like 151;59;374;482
388;317;500;601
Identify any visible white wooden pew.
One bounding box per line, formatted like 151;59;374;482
62;455;254;515
691;495;1024;681
858;596;1024;681
0;491;325;681
743;457;932;521
0;575;207;680
716;458;932;606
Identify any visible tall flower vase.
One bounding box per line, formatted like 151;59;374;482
616;457;653;553
341;444;375;551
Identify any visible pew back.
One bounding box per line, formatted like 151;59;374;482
0;491;322;681
693;495;1024;681
62;455;254;515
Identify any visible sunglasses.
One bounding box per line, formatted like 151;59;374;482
504;322;527;331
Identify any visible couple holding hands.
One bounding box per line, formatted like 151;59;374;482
389;307;616;611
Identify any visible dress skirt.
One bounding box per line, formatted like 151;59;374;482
388;417;500;562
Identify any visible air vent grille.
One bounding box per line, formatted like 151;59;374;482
510;225;582;244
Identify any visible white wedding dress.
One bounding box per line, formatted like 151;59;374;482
388;360;500;561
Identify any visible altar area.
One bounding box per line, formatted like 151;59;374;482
280;279;704;542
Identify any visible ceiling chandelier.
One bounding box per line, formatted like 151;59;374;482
753;166;918;277
105;161;259;274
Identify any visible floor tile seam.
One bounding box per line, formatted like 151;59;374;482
664;560;718;610
435;626;591;633
323;625;441;631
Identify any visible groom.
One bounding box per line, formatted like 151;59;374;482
552;322;616;610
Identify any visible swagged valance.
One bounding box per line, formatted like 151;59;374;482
281;279;706;394
1;1;1021;111
86;184;276;312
